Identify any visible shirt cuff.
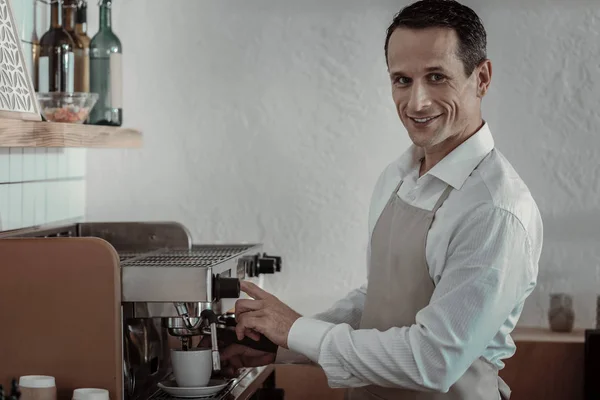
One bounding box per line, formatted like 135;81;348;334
287;317;335;363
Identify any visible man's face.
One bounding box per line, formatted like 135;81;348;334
387;27;488;152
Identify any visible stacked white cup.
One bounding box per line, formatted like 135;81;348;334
72;388;110;400
18;376;57;400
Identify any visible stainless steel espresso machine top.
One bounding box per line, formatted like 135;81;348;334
0;221;284;400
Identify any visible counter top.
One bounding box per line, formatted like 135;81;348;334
511;326;585;343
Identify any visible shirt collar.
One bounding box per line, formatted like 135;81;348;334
397;121;495;190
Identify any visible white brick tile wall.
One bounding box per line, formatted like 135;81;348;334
69;179;86;218
57;149;68;179
33;182;46;225
45;148;59;180
23;148;36;181
7;184;22;230
0;185;8;230
9;148;23;182
22;182;35;227
45;181;57;223
0;149;9;183
46;180;66;223
35;148;47;180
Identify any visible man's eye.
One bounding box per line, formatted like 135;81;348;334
395;76;410;85
430;73;445;82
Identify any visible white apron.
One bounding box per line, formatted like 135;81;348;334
347;179;511;400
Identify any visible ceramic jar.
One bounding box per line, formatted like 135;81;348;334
548;293;574;332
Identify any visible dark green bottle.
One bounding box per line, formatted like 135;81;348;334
89;0;122;126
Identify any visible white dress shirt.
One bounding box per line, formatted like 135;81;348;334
284;122;544;391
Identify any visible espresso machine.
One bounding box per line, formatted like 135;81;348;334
0;221;284;400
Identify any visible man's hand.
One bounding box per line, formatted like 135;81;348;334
235;281;302;348
219;343;276;377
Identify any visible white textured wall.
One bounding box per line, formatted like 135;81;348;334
86;0;600;328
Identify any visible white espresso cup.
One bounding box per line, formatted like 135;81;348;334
18;375;57;400
72;388;110;400
170;348;213;387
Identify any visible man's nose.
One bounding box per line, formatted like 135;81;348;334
407;84;432;113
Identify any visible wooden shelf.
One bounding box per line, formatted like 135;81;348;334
511;326;585;343
0;118;142;148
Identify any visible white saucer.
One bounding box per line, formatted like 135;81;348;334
157;379;230;398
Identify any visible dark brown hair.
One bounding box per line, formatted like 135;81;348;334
385;0;487;76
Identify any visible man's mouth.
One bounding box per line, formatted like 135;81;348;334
409;114;441;124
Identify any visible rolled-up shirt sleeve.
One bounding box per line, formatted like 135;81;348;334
311;283;368;327
286;205;539;391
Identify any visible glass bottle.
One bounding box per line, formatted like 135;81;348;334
75;0;91;92
32;38;40;92
62;0;86;93
38;0;76;92
89;0;122;126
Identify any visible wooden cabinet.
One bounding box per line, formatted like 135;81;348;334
274;365;345;400
500;327;584;400
273;327;585;400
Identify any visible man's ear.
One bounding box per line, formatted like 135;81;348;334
476;59;492;98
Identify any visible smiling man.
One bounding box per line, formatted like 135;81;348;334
224;1;543;399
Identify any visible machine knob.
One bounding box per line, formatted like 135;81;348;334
257;257;276;274
262;253;282;272
246;253;283;277
214;276;240;300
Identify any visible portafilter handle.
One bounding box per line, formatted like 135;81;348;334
200;309;221;372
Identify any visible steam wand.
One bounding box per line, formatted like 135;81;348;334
201;309;221;372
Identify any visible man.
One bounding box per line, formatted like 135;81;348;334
219;1;543;399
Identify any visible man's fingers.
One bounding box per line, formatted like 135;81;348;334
221;366;237;378
221;344;246;362
235;311;264;340
228;354;244;370
234;299;264;314
240;281;271;300
244;328;261;341
242;353;274;367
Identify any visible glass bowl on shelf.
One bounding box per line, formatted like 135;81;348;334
36;92;99;124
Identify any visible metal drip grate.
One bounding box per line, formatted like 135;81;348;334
119;245;254;268
147;379;236;400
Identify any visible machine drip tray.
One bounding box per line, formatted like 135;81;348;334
146;367;275;400
148;380;235;400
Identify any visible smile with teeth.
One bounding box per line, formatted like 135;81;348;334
410;115;441;123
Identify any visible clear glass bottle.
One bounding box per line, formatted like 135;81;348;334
38;0;75;92
89;0;122;126
75;0;91;93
